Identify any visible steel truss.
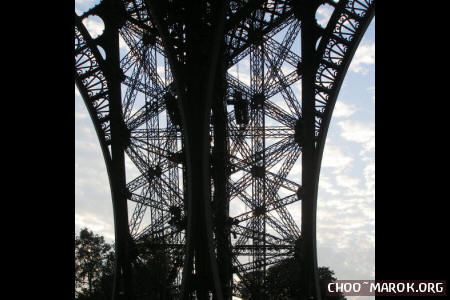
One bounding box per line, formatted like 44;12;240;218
75;0;374;299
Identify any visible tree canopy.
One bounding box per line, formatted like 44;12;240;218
75;228;115;299
75;228;179;299
237;257;346;300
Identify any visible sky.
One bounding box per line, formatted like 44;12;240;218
75;1;374;299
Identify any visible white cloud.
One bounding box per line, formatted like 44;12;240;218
228;57;251;86
349;42;375;74
119;35;130;51
321;143;354;174
334;174;371;197
229;198;247;218
82;16;104;39
363;162;375;196
291;80;302;98
75;111;88;120
333;101;357;118
316;4;334;28
338;120;374;154
318;90;375;285
157;66;165;82
75;213;115;242
317;195;375;282
288;160;302;178
75;0;101;10
368;86;375;101
319;176;340;195
75;96;114;241
336;174;360;190
272;95;292;115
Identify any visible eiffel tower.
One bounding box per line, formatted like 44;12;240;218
75;0;375;299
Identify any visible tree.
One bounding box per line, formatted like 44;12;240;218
237;257;346;300
75;228;179;299
235;270;267;300
265;258;301;299
131;236;182;299
317;267;346;300
75;228;114;299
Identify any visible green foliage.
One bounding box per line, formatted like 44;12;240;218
317;267;346;300
132;247;176;299
74;228;179;299
265;258;302;299
236;270;266;300
238;258;346;300
75;228;114;299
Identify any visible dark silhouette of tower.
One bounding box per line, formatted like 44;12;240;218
75;0;375;299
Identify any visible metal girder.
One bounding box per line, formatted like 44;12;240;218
75;14;112;147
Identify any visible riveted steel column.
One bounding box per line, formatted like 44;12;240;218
185;5;211;298
99;0;135;299
300;1;321;300
212;55;232;300
146;1;226;299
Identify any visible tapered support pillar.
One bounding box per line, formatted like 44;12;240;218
146;1;227;299
300;1;322;300
212;57;233;300
98;1;135;299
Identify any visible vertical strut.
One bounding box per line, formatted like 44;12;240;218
300;2;321;300
147;1;227;299
99;0;135;299
212;55;232;300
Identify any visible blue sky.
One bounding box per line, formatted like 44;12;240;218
75;1;374;299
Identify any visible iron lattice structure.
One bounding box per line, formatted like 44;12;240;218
74;0;374;299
